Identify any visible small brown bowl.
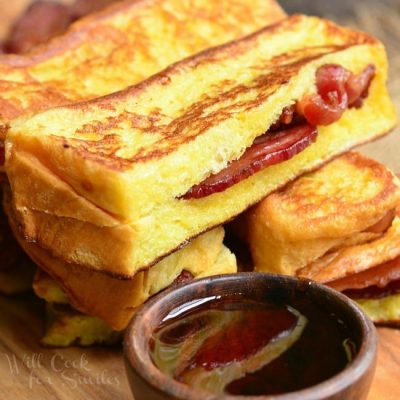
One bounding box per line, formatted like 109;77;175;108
124;273;377;400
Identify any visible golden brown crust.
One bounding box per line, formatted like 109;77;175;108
87;19;376;106
6;13;396;276
254;152;400;242
49;19;377;171
4;190;235;329
9;127;396;278
297;214;400;283
7;149;120;227
0;81;72;143
7;15;390;183
241;151;400;276
0;0;286;124
9;49;376;175
236;132;396;233
0;0;286;67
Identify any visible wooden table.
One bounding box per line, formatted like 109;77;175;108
0;0;399;399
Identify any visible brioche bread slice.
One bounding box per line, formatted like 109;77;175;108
0;0;280;308
5;191;236;330
297;210;400;283
239;153;400;325
243;152;400;275
0;0;285;127
7;15;396;277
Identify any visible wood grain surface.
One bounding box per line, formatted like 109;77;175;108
0;0;399;399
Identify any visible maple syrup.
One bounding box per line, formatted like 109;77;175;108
150;293;357;396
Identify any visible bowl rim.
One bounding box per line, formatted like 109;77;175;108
124;272;377;400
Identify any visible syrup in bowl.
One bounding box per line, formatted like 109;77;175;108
149;293;357;396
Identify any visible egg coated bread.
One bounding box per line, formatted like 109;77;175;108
6;15;396;278
0;0;285;128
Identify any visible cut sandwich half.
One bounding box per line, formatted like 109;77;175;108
0;0;285;294
6;15;396;280
239;152;400;325
298;208;400;325
5;187;236;331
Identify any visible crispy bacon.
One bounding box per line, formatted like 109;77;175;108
297;64;375;126
2;1;73;54
297;65;349;126
2;0;120;54
181;123;317;199
346;64;376;108
328;256;400;293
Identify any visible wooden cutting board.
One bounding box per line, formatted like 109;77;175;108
0;0;399;399
0;294;399;400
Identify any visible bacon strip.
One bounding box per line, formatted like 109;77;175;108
2;1;73;54
296;64;375;126
346;65;376;108
181;123;317;199
2;0;120;54
297;65;349;126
